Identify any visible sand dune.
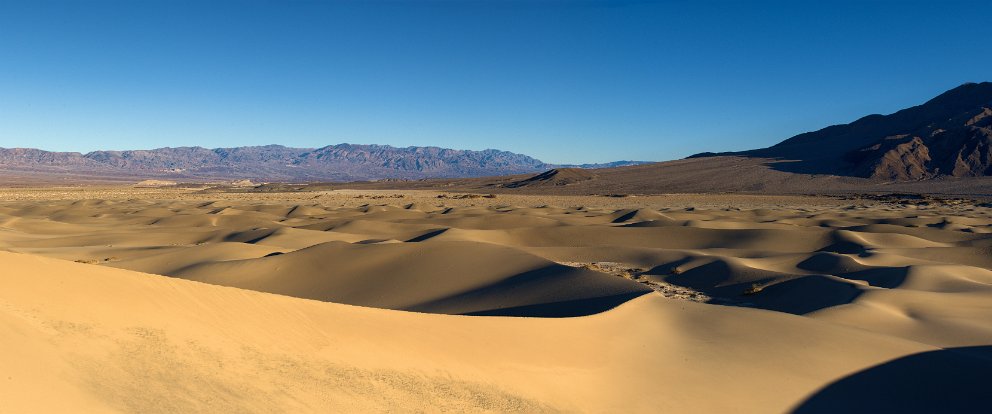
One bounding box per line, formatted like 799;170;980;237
1;188;992;412
165;240;650;316
2;250;980;413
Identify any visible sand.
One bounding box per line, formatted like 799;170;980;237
1;187;991;412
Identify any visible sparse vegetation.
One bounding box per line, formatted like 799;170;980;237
742;283;765;296
354;194;406;199
75;257;118;264
436;193;496;199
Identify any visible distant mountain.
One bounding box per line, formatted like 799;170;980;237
558;160;650;169
0;143;646;182
694;82;992;180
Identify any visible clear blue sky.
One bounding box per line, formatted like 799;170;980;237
1;0;989;164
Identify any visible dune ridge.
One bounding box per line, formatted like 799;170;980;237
0;250;971;413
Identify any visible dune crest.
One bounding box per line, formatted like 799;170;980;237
0;251;962;413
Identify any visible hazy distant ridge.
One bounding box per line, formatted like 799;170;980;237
0;143;649;182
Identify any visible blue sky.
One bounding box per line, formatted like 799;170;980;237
1;0;989;164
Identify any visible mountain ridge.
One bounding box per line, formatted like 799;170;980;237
0;143;650;182
692;82;992;180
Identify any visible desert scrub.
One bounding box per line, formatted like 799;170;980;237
742;283;765;296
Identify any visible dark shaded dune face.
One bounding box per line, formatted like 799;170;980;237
609;209;675;224
796;252;873;274
793;346;992;414
743;275;866;315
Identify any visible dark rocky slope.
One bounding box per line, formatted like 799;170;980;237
714;82;992;180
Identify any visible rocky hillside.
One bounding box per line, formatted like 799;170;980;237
0;143;617;182
845;107;991;179
694;82;992;180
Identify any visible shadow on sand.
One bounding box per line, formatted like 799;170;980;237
792;346;992;413
406;265;653;317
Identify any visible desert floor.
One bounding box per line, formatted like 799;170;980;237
1;187;991;413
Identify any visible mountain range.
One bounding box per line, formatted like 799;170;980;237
2;82;990;187
0;143;646;183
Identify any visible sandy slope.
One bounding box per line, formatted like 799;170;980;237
2;188;992;412
0;251;952;413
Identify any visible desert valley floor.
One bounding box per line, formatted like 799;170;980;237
2;187;991;413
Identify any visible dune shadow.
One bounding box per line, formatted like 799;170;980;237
742;276;864;315
648;254;920;315
838;267;908;289
408;265;652;317
462;291;649;317
405;228;448;242
793;346;992;413
223;228;276;244
649;258;867;315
